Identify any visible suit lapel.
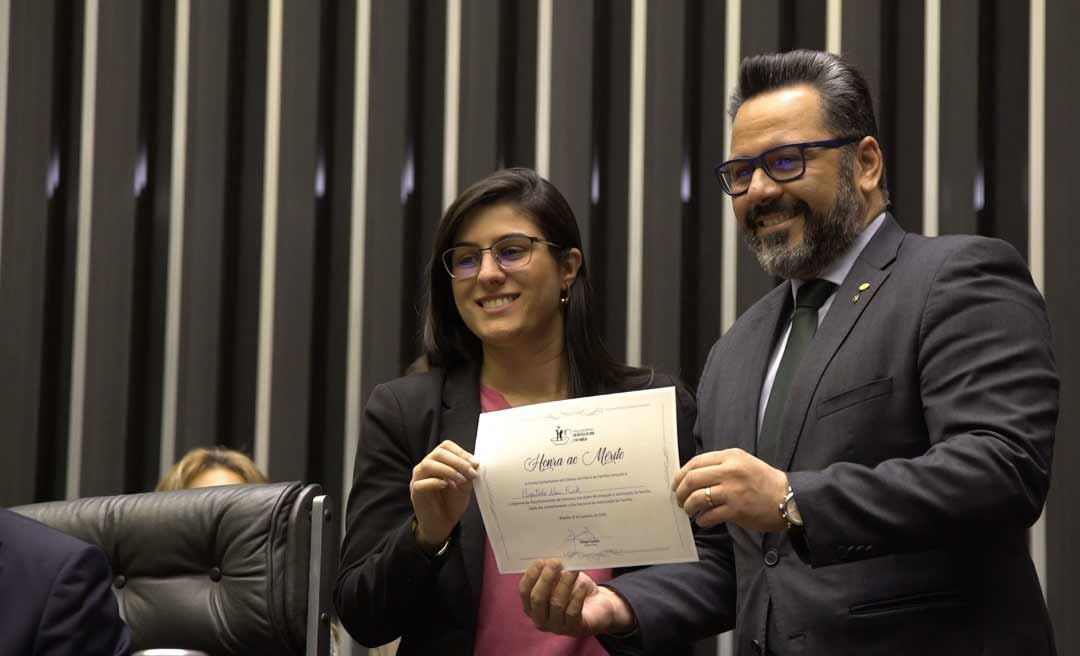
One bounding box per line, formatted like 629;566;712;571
439;363;485;608
776;216;906;470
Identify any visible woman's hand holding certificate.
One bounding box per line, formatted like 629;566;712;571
472;387;698;573
410;440;480;553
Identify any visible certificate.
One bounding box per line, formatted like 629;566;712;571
473;387;698;573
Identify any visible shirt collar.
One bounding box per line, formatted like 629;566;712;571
790;211;886;298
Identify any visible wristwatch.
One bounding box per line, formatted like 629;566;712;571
779;485;804;529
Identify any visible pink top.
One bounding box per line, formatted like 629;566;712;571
473;385;613;656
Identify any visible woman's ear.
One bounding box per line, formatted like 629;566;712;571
561;248;583;288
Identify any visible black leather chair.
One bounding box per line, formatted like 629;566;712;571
12;482;337;656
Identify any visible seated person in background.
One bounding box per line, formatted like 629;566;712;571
0;507;131;655
334;167;699;655
156;446;268;490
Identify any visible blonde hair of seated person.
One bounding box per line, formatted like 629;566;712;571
156;447;268;491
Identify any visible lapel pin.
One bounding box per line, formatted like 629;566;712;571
852;294;860;303
858;282;871;291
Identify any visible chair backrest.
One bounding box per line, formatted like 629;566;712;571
12;482;338;656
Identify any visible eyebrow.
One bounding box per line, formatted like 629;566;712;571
451;232;532;248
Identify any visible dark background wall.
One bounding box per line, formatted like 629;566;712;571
0;1;1075;653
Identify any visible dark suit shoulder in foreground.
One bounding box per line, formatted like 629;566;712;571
0;507;131;656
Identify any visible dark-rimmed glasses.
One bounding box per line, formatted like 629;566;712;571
442;235;561;279
713;136;862;197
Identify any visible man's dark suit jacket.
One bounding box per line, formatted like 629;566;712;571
334;362;699;654
606;215;1058;655
0;507;131;656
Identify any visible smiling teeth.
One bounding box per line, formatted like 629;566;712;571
481;296;515;309
758;214;793;228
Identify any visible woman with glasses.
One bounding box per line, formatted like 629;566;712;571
335;168;697;655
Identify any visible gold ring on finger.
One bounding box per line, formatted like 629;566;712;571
703;486;714;508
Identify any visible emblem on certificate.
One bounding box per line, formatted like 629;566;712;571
472;387;699;573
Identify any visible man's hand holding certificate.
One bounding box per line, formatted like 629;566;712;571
473;387;698;573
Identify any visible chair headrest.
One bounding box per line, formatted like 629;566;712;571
13;482;322;655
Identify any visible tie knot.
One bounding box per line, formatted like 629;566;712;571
795;279;836;310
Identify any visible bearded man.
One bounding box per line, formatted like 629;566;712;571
521;50;1058;655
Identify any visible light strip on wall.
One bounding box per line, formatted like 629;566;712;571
626;0;646;366
922;0;940;237
255;0;284;473
443;0;462;210
719;6;742;650
826;0;842;55
160;0;191;478
0;0;10;269
721;0;740;333
344;0;372;515
535;0;552;178
1028;0;1047;599
68;0;100;499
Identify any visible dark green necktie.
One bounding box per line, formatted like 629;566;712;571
758;279;837;467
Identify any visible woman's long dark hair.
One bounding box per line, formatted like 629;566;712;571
421;168;652;397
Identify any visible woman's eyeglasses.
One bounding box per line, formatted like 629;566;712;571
442;235;561;279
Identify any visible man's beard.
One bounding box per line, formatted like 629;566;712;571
742;165;865;280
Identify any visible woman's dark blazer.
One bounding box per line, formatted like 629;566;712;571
334;361;699;655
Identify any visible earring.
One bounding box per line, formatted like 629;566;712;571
560;288;569;306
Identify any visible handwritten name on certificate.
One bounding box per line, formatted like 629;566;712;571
472;387;698;574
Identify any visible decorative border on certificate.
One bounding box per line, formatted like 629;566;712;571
473;387;699;573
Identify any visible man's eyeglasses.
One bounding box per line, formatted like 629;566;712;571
442;235;561;279
713;136;862;197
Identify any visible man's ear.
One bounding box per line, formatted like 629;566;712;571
561;248;583;288
854;136;884;194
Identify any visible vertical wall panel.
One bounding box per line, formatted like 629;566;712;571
786;0;826;51
683;0;726;388
456;0;500;192
400;0;447;367
733;0;782;315
1045;0;1079;650
879;0;924;231
344;0;370;559
130;0;170;492
262;0;322;482
69;0;144;497
639;0;686;375
979;0;1029;253
39;0;82;503
840;1;884;131
936;0;979;236
172;0;232;459
313;0;356;521
548;0;594;247
625;0;644;365
225;0;267;454
359;0;411;410
500;0;536;169
0;0;56;505
409;0;447;326
593;0;631;360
